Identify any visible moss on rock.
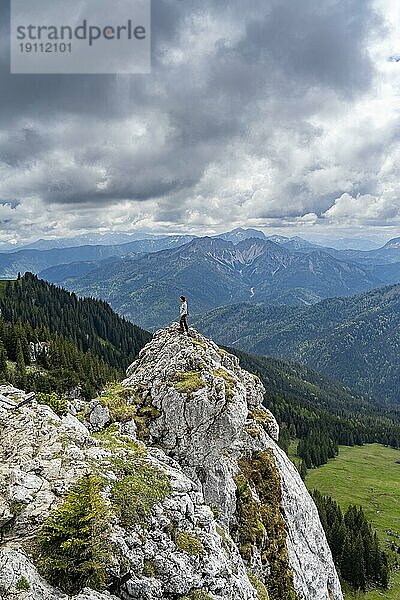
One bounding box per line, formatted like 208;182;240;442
248;571;269;600
231;450;297;600
213;368;236;402
172;371;206;397
245;426;261;439
9;500;26;516
231;474;266;561
96;382;161;441
93;427;145;454
216;524;233;553
174;531;205;556
142;559;156;577
98;382;136;423
191;339;207;350
111;462;171;529
180;590;212;600
249;409;274;430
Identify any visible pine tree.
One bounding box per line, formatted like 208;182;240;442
0;340;8;382
36;474;112;594
352;534;367;591
15;338;27;388
298;460;307;481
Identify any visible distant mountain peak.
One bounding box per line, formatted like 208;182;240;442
384;236;400;248
216;227;266;243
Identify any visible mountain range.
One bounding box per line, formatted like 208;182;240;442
36;231;400;329
195;283;400;406
0;235;195;279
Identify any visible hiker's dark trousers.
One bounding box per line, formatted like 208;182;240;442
180;315;189;333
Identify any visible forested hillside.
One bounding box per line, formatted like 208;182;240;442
197;284;400;406
311;491;389;592
228;347;400;468
0;273;150;367
0;273;151;398
0;319;119;399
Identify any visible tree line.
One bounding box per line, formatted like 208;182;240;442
0;273;151;398
0;273;150;368
0;319;121;399
311;490;389;592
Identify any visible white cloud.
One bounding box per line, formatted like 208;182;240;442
0;0;399;244
323;192;400;224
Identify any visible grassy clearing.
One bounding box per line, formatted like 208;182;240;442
305;444;400;600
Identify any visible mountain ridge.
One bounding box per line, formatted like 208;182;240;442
0;324;343;600
195;283;400;405
39;236;391;329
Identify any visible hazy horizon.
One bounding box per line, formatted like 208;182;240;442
0;225;395;253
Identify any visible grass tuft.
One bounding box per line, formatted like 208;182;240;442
172;371;206;397
111;462;171;528
213;368;236;402
174;531;205;556
98;382;136;423
16;576;30;591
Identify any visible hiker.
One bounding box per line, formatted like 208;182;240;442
179;295;189;334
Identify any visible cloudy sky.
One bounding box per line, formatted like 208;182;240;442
0;0;400;247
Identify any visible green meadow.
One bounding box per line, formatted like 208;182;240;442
304;444;400;600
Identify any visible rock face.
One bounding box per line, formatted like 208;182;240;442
0;325;343;600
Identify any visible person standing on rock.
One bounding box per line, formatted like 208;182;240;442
179;295;189;334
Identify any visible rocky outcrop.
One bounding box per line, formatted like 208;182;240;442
0;325;343;600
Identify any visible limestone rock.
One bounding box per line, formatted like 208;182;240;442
123;324;343;600
85;399;111;432
0;326;343;600
0;384;256;600
0;546;118;600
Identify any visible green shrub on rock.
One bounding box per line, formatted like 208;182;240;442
172;371;206;397
180;589;212;600
111;462;171;528
97;381;161;440
16;576;30;591
98;382;136;423
35;474;112;594
36;392;67;417
174;531;205;556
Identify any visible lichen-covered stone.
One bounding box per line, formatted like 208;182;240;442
0;385;256;600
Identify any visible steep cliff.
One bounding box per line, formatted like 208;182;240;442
0;325;343;600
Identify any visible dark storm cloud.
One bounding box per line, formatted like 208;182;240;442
0;0;378;121
0;0;395;234
237;0;378;94
0;126;50;166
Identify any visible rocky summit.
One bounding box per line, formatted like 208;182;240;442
0;324;342;600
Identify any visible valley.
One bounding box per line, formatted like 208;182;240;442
0;229;398;333
304;444;400;600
